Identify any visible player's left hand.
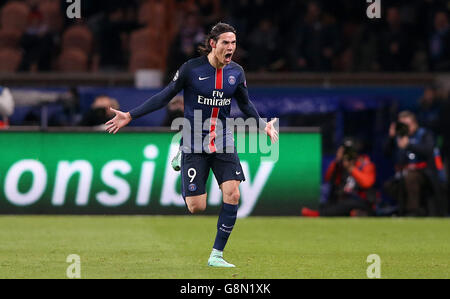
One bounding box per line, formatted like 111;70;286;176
265;118;279;143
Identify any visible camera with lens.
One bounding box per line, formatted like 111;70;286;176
395;121;409;137
342;139;358;162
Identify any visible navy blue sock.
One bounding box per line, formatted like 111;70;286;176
213;203;238;251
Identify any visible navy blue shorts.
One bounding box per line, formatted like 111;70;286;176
181;151;246;199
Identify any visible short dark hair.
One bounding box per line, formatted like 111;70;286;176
398;110;417;123
198;22;236;55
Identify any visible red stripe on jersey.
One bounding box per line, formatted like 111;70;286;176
215;68;223;90
209;107;220;153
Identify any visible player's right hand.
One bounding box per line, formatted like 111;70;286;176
105;107;132;134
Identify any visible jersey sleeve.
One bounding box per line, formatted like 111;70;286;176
233;67;266;129
129;63;188;119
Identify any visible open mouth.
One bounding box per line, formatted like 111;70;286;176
224;53;232;61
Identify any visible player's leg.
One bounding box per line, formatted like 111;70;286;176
221;179;241;205
181;152;210;214
214;180;240;247
185;194;207;214
208;152;245;267
208;180;241;267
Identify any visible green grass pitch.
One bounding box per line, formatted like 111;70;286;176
0;216;448;279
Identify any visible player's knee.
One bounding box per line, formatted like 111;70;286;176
224;188;240;205
187;202;206;214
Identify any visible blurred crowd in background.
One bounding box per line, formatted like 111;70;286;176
0;0;450;75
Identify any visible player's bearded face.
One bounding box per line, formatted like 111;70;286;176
213;32;236;65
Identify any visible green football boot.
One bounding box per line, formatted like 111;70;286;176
171;149;181;171
207;249;235;268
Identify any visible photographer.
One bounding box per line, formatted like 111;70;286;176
0;86;14;129
302;138;376;217
384;111;445;216
78;95;120;128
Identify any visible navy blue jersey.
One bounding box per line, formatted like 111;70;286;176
129;56;264;153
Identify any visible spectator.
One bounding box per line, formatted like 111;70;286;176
415;0;446;44
289;1;339;71
220;0;251;35
194;0;222;31
383;111;445;216
19;4;55;71
302;138;377;217
79;95;119;127
164;12;204;84
246;18;282;71
377;6;413;71
429;10;450;71
97;4;139;70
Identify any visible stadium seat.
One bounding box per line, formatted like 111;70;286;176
129;49;163;72
0;1;30;33
137;1;152;26
62;25;93;57
129;27;167;70
0;48;22;71
138;0;165;29
0;28;21;49
134;0;173;67
58;48;89;72
130;27;151;53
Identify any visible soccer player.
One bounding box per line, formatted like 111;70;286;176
105;22;278;267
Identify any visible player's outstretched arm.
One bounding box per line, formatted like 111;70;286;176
105;62;187;132
105;107;132;134
105;63;187;134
